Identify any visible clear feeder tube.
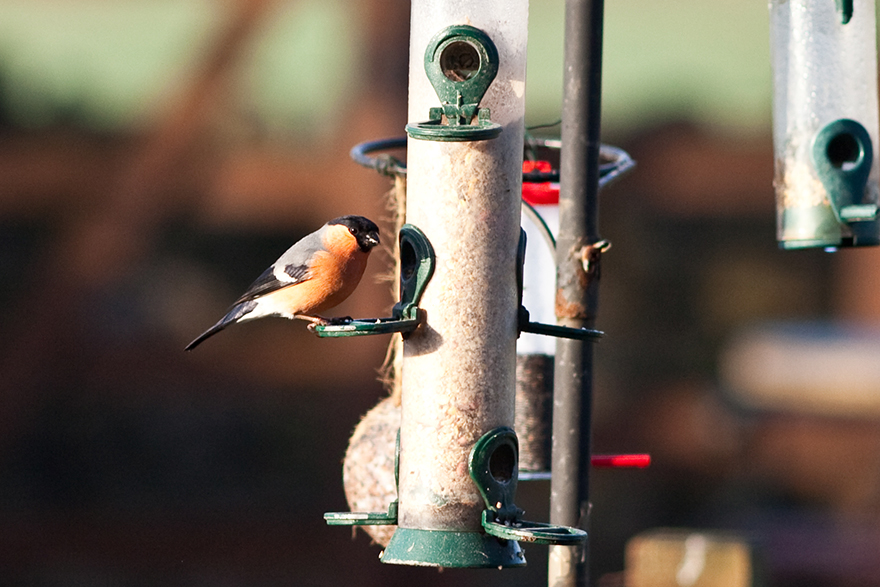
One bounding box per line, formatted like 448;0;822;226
393;0;528;548
771;0;880;248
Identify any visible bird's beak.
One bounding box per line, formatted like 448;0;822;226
366;232;380;247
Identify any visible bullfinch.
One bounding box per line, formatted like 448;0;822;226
185;215;380;350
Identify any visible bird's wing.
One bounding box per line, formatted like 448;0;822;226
232;228;325;304
231;263;310;304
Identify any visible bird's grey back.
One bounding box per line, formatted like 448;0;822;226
232;224;328;304
275;224;327;268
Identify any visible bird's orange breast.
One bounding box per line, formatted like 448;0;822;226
270;226;369;316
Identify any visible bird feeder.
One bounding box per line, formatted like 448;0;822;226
390;2;579;565
324;3;638;570
771;0;880;249
517;139;633;478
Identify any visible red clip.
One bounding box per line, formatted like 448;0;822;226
522;160;559;206
591;454;651;469
523;160;552;174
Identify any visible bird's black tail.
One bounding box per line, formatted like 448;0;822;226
184;300;257;351
184;321;227;351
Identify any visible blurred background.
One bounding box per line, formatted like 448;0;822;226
1;0;880;585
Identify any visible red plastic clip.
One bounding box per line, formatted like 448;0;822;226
522;160;559;206
590;454;651;469
523;160;552;174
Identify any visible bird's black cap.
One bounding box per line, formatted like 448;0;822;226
329;215;380;252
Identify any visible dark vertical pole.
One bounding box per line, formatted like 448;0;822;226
549;0;604;585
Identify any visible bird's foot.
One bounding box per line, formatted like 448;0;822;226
305;316;354;332
300;314;353;332
296;314;328;325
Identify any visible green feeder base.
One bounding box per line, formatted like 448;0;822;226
779;205;880;249
381;527;525;568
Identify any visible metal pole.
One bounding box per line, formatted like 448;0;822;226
549;0;604;585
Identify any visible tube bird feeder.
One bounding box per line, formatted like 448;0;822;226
771;0;880;249
385;2;528;566
380;0;588;568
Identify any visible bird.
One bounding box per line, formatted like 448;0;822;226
185;215;380;351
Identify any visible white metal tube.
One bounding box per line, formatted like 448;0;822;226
398;0;529;533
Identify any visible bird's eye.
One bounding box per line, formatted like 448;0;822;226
349;227;359;235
